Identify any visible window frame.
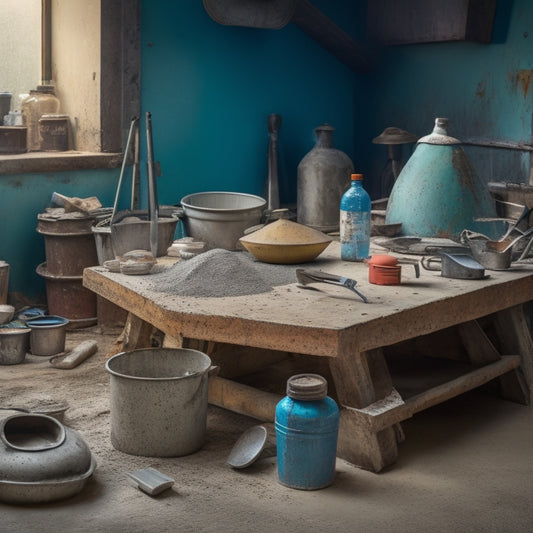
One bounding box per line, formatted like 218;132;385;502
0;0;140;175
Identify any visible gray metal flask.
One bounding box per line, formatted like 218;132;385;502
297;124;354;232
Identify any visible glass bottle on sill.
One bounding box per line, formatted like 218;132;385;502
21;85;60;151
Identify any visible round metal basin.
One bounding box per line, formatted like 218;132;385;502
181;192;266;250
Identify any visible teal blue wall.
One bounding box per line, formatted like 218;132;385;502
0;170;117;301
139;0;364;207
363;0;532;197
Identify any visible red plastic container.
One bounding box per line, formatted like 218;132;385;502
367;255;401;285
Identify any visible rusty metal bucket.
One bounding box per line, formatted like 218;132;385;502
37;212;98;276
36;263;96;329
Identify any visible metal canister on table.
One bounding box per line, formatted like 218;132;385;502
39;114;69;151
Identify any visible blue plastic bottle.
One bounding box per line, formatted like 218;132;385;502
340;173;371;261
275;374;339;490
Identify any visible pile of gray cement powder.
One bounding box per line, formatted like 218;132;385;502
147;249;303;298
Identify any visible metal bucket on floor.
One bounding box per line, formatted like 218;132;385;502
0;328;30;365
26;315;69;356
105;348;212;457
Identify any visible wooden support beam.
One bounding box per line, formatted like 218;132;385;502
338;408;398;472
491;306;533;402
457;319;529;404
208;376;280;422
457;320;501;364
349;356;522;433
329;347;399;471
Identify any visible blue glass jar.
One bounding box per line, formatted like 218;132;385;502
340;173;371;261
275;374;339;490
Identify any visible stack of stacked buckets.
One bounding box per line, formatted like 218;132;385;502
36;211;99;328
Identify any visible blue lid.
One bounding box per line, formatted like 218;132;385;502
17;307;46;321
26;315;68;327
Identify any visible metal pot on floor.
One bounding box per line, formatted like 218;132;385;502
0;411;96;504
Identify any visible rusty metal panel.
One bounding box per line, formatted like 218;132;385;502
367;0;497;45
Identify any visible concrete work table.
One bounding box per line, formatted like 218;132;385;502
84;241;533;472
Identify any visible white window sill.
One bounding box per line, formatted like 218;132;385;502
0;151;123;175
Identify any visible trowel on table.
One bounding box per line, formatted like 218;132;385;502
296;269;368;303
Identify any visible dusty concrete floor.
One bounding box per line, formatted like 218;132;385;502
1;325;533;533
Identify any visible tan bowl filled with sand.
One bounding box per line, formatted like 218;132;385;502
239;219;332;264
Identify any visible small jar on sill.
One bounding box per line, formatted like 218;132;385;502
39;114;70;152
21;85;60;151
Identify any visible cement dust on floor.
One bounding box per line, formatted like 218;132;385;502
1;326;533;533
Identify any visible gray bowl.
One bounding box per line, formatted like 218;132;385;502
181;191;266;250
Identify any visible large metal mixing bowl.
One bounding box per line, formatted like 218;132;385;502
181;192;266;250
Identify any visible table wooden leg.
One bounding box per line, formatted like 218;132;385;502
105;312;154;357
329;347;399;472
457;318;529;404
490;305;533;403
